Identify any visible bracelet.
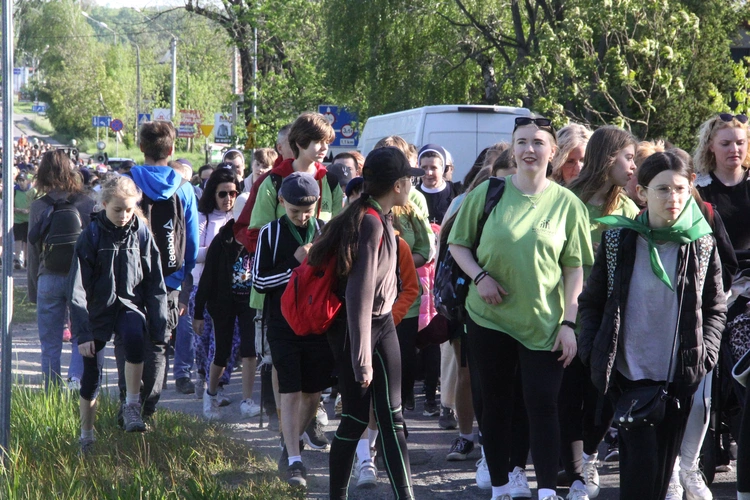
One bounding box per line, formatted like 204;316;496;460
474;270;489;285
561;320;577;330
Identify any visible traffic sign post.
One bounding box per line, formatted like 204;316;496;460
110;119;123;132
317;105;359;147
91;116;111;128
138;113;151;125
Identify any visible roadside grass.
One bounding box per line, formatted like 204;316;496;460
0;288;37;325
1;385;300;499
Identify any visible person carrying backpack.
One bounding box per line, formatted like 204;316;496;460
28;149;95;390
125;120;199;420
69;176;168;452
308;147;424;500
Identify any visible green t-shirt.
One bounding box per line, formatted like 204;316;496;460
447;176;594;350
394;189;434;319
586;193;639;247
14;187;36;224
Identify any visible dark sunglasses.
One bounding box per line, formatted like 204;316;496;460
218;190;238;199
514;116;553;132
718;113;748;124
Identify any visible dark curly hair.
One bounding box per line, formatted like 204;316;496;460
198;167;240;215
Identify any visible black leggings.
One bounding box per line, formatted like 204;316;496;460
466;333;529;463
558;355;614;482
466;317;563;489
212;302;256;367
397;316;418;403
81;310;146;401
328;313;413;500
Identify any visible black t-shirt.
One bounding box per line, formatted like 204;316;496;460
417;181;459;224
697;171;750;265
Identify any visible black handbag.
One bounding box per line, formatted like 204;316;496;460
613;258;686;430
613;384;670;430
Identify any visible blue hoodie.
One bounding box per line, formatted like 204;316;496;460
130;165;199;291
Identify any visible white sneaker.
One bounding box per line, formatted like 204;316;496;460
216;386;231;407
355;459;377;489
679;468;713;500
665;470;684;500
240;398;261;418
475;457;491;489
582;455;601;498
540;496;564;500
203;390;220;420
507;466;531;498
491;495;513;500
567;480;591;500
316;400;329;426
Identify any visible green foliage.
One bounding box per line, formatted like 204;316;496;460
1;386;301;499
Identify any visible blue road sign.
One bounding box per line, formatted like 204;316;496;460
13;68;20;75
317;105;359;147
31;104;46;113
92;116;111;128
138;113;151;124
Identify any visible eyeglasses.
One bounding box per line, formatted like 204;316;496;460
514;117;553;132
218;190;238;199
643;185;690;200
718;113;749;124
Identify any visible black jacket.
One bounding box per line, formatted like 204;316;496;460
68;211;168;345
578;228;726;394
194;219;252;320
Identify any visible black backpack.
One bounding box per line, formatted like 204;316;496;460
139;178;188;277
28;195;84;274
433;177;505;322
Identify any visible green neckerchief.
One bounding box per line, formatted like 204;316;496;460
282;215;317;246
594;197;712;290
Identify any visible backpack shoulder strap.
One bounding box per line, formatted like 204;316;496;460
270;173;283;195
473;177;506;252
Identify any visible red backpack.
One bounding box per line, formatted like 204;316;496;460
281;207;381;336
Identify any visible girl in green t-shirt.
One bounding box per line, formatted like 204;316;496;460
448;116;593;500
559;125;638;497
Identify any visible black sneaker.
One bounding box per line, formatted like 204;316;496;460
278;438;305;471
446;437;475;461
302;417;330;450
423;399;440;417
604;446;619;462
438;406;457;429
403;387;415;411
121;403;146;433
78;437;95;457
286;461;307;488
174;377;195;395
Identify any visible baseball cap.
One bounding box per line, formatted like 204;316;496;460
363;147;424;183
175;158;193;168
418;144;448;169
328;162;354;188
279;172;320;206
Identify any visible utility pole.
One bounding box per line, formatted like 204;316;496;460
135;43;141;146
170;36;177;120
1;0;14;467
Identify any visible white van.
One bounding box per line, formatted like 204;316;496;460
359;104;531;181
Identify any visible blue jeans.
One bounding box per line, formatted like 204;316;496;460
172;286;196;380
37;273;84;389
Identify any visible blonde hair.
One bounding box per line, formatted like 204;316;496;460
98;175;144;218
635;139;667;167
482;142;510;168
694;115;750;174
551;123;592;183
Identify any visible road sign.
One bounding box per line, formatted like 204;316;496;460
110;119;124;132
245;136;256;150
317;105;359;147
91;116;111;128
31;103;46;113
214;113;232;144
178;110;201;138
152;108;171;122
199;124;214;137
138;113;151;124
13;68;20;75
